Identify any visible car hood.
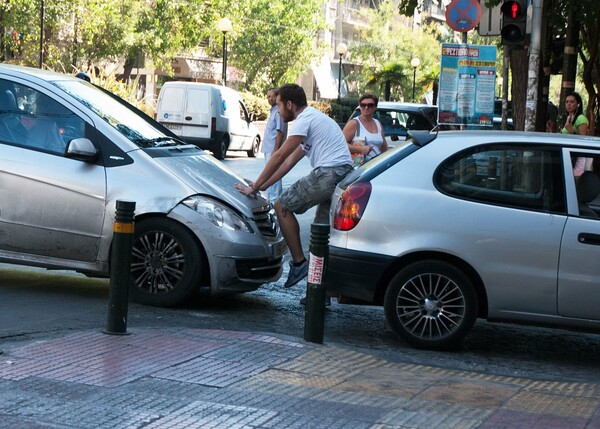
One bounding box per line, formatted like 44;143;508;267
154;151;269;216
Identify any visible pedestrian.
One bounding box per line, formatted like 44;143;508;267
260;88;288;202
343;93;388;165
235;83;353;290
562;92;590;176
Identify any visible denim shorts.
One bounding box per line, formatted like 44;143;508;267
279;164;353;223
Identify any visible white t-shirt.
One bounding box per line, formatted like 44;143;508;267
289;106;352;168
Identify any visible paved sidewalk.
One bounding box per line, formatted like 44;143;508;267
1;328;600;429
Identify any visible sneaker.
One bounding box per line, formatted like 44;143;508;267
299;296;331;306
284;259;309;288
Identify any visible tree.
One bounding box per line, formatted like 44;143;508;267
222;0;328;93
348;0;441;102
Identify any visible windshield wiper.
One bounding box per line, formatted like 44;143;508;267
134;136;189;147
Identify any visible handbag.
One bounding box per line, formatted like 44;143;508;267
351;118;366;166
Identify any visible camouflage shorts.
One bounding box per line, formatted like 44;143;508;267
279;165;353;223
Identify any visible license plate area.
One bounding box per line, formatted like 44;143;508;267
271;239;287;258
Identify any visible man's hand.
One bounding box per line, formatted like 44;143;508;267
235;181;258;197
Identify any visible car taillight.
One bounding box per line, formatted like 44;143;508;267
333;182;372;231
211;117;216;133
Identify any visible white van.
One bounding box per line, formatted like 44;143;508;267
156;82;261;160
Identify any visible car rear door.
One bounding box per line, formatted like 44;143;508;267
557;148;600;320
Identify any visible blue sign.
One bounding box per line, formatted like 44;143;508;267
438;43;497;127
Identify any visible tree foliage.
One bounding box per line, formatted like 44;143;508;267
0;0;220;76
221;0;327;93
348;0;441;102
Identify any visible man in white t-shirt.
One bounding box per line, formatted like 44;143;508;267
235;84;353;289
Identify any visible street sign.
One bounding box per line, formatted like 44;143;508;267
445;0;482;33
438;43;498;127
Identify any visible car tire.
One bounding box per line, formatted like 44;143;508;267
247;136;260;158
384;260;477;350
129;217;204;307
213;136;229;160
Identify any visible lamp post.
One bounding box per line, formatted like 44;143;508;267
217;17;232;86
336;42;348;101
410;57;420;102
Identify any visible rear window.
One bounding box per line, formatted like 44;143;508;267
160;87;185;112
435;144;566;213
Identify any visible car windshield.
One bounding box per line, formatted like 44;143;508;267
52;80;183;148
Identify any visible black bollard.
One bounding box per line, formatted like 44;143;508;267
303;223;330;344
104;200;136;335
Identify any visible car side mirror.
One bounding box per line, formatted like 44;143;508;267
66;138;98;161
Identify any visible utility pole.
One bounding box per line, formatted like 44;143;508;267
524;0;543;131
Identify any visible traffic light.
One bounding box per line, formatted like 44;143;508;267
501;0;527;46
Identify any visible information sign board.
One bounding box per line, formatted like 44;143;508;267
438;43;497;127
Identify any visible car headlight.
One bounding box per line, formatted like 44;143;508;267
182;196;252;233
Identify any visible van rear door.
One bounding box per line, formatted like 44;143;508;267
183;87;211;140
157;86;185;136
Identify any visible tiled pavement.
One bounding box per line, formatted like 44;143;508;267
1;328;600;428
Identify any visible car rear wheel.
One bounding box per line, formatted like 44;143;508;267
384;260;476;350
247;136;260;158
213;136;229;160
129;217;204;307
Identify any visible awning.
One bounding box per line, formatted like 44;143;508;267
311;57;346;100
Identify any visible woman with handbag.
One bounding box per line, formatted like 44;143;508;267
343;94;388;166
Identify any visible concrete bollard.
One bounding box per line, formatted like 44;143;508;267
104;200;136;335
303;223;330;344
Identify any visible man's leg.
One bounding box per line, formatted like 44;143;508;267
274;200;304;263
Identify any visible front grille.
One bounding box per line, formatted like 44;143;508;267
253;203;278;237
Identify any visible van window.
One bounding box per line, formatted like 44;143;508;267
186;88;210;115
160;87;185;112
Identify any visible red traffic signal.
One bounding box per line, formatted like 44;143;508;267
501;0;527;45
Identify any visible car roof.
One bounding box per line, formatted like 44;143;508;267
0;63;75;82
357;101;436;112
429;130;600;148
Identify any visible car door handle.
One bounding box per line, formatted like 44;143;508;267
185;116;192;121
578;233;600;245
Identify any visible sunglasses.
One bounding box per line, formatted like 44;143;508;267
360;102;376;108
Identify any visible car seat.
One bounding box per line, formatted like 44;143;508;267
25;94;66;153
576;171;600;218
0;89;28;143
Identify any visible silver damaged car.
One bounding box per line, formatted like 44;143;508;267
0;65;285;307
328;130;600;350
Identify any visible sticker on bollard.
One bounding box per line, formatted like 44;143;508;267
307;253;324;284
113;222;134;234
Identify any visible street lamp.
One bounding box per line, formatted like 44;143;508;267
336;42;348;101
411;57;420;102
217;17;232;86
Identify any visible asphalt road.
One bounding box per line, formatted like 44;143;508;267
1;152;600;385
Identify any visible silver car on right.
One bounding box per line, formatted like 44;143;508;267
327;130;600;350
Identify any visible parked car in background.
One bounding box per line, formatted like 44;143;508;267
327;130;600;350
156;82;261;160
0;64;285;307
466;116;514;130
349;102;438;146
